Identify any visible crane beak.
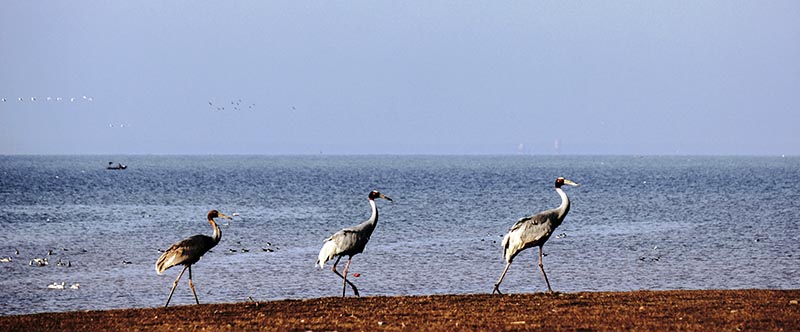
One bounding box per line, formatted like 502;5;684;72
563;179;580;187
218;213;233;220
380;194;393;202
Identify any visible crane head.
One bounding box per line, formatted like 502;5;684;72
208;210;233;220
369;190;393;202
555;177;580;188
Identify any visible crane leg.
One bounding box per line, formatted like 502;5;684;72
188;265;200;304
537;246;553;293
165;265;188;308
331;256;360;297
492;261;512;295
341;258;359;297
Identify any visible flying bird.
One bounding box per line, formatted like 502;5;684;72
316;190;393;297
156;210;232;307
492;177;579;295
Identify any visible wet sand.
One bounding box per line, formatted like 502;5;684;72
2;289;799;331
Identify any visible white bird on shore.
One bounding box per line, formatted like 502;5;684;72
0;257;12;263
70;283;81;289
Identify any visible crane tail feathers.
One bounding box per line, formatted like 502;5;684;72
155;250;178;275
317;240;337;269
501;232;513;263
155;260;167;275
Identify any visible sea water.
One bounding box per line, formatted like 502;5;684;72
0;155;798;315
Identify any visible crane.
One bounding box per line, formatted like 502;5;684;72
492;177;579;295
156;210;232;307
316;190;393;297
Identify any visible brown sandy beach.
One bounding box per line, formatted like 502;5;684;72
2;289;799;331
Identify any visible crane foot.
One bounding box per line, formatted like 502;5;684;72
492;285;503;295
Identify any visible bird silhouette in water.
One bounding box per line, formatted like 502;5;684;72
492;177;579;295
316;190;393;297
156;210;232;307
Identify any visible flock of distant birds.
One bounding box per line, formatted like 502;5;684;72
0;96;94;103
0;248;79;267
208;99;256;112
0;95;278;112
207;98;297;112
1;95;303;115
2;248;80;291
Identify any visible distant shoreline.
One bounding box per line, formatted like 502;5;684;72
3;289;798;331
1;153;796;157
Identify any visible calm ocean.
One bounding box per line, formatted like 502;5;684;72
1;155;798;315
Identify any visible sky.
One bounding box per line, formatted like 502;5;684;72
1;1;798;155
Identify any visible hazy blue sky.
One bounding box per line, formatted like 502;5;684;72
1;2;798;155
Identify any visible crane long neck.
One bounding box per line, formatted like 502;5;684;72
209;218;221;244
367;198;379;226
555;187;570;220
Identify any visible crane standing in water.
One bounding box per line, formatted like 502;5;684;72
316;190;393;297
492;177;579;295
156;210;232;307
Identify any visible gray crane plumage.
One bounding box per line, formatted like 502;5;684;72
492;177;579;295
316;190;392;297
156;210;232;307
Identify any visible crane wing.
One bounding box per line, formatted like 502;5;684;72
509;212;549;232
335;228;363;247
156;235;215;274
508;210;560;243
335;228;371;254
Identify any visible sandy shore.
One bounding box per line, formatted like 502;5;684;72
2;289;799;331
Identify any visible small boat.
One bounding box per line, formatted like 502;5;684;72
106;162;127;170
